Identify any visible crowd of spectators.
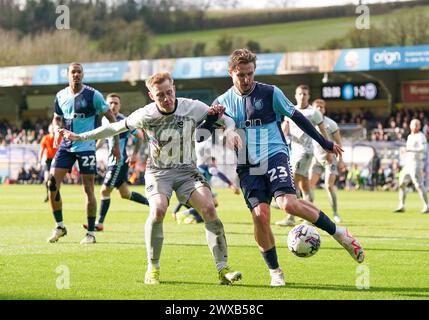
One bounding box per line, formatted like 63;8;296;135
327;108;429;142
0;118;50;146
1;107;428;146
341;161;402;192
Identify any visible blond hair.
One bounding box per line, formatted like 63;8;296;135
145;72;174;90
228;49;257;71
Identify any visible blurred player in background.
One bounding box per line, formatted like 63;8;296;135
276;84;330;227
47;62;120;245
309;99;345;223
38;124;58;202
394;119;429;214
82;93;149;232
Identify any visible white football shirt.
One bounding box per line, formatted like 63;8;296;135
289;105;324;154
125;98;209;169
405;131;427;166
313;116;339;163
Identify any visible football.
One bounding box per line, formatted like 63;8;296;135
287;224;321;258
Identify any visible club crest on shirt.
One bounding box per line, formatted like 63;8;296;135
254;99;263;110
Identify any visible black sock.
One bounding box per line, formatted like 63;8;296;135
130;192;149;206
98;198;111;223
87;216;96;232
53;210;63;223
314;210;336;235
261;246;279;270
188;208;204;223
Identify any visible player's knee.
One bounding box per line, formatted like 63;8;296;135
82;183;94;195
47;175;57;192
198;203;216;218
252;205;270;224
151;207;167;221
326;185;335;192
284;198;300;214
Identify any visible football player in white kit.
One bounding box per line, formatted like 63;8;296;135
394;119;429;214
59;72;243;286
309;99;345;223
276;85;330;226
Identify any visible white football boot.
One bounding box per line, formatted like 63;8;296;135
47;226;67;243
333;226;364;263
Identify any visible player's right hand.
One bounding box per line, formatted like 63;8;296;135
53;128;62;148
208;104;225;118
59;129;81;141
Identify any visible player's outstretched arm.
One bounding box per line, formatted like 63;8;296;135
290;110;343;156
59;119;129;142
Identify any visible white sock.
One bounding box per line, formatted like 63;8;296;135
56;222;64;228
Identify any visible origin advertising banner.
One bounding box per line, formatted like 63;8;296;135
370;45;429;70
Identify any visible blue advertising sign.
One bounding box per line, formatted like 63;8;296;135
58;62;131;84
255;53;284;75
333;48;370;72
32;65;59;85
201;56;229;78
173;57;203;79
370;45;429;70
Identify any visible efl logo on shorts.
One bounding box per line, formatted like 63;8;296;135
146;185;154;193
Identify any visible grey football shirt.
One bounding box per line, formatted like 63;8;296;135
125;98;209;169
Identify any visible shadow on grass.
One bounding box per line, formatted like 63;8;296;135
79;241;429;253
397;293;429;298
149;280;429;296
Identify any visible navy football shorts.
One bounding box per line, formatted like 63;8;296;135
237;152;296;210
51;149;97;175
103;162;129;189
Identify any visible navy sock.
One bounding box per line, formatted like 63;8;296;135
261;246;279;270
87;216;96;232
188;208;204;223
130;192;149;206
98;198;111;223
53;210;63;223
314;210;336;235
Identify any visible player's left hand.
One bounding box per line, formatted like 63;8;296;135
58;128;80;142
329;143;344;157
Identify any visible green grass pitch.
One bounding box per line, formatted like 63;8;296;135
0;184;428;300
